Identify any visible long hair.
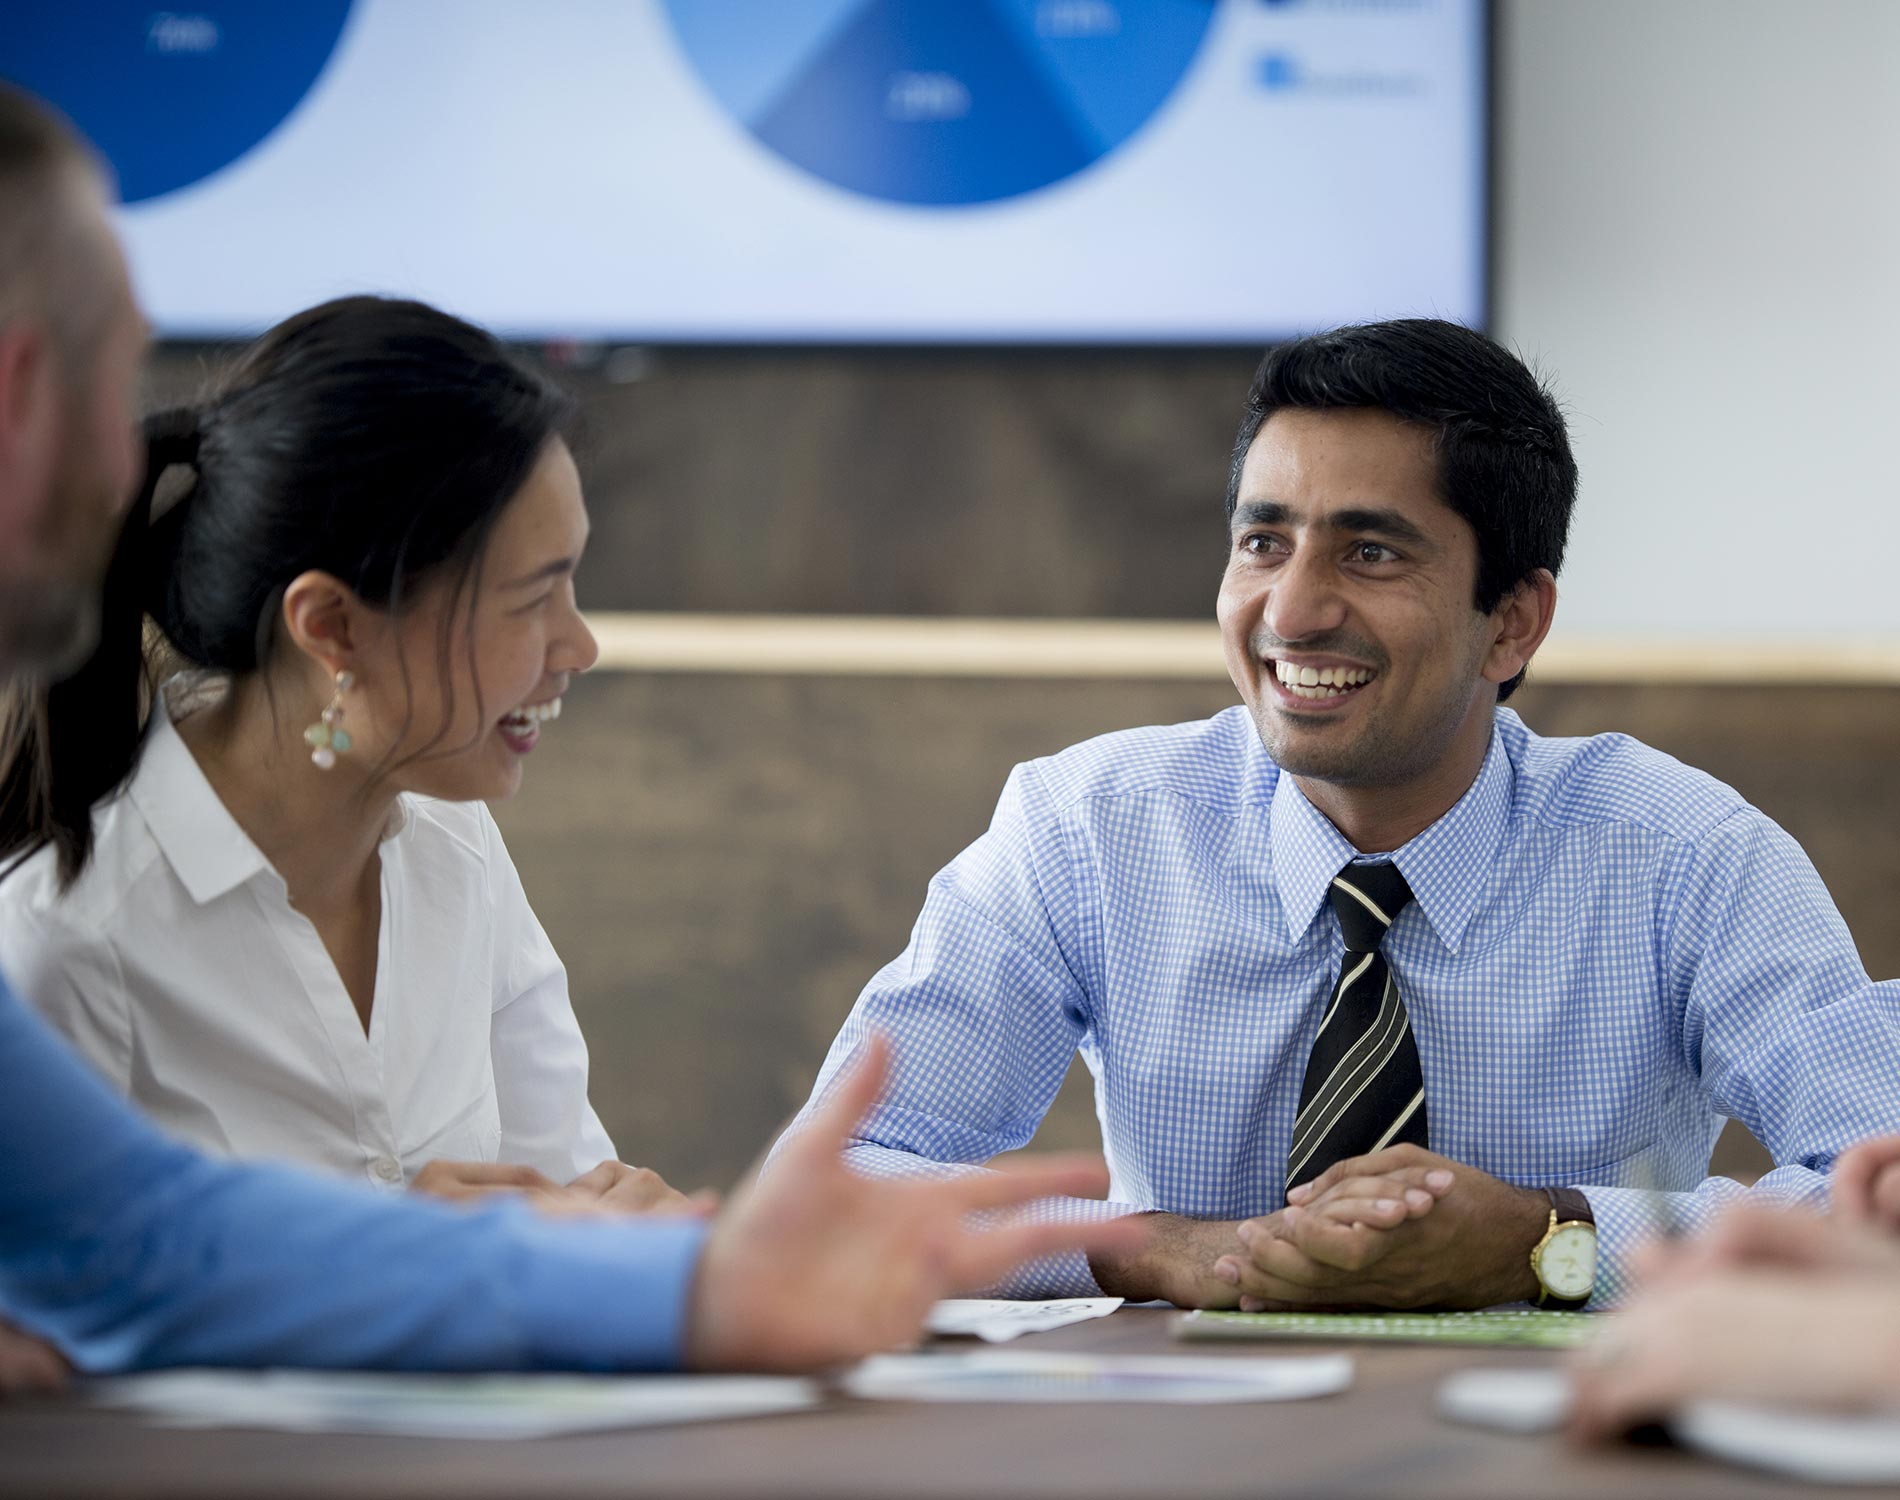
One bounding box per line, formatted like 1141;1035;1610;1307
0;295;575;888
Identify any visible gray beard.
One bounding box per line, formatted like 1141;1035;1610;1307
0;574;101;684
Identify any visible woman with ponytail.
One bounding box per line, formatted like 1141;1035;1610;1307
0;295;693;1215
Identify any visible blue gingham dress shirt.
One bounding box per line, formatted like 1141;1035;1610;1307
791;705;1900;1305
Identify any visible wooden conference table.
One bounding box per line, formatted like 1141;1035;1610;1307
0;1308;1839;1499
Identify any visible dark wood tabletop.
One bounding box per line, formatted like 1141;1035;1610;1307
0;1308;1844;1499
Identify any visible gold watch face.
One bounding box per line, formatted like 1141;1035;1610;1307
1539;1222;1597;1300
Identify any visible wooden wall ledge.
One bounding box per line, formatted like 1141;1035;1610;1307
585;614;1900;685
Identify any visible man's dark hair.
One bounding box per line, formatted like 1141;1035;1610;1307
1226;318;1577;701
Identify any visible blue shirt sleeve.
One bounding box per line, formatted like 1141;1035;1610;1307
0;976;707;1372
1581;806;1900;1305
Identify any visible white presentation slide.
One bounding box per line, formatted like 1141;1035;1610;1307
13;0;1487;342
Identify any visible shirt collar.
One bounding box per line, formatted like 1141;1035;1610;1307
129;698;413;906
130;707;273;905
1269;719;1514;955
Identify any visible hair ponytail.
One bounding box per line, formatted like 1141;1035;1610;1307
1;296;571;891
0;408;200;889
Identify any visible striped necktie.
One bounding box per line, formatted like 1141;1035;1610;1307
1284;860;1428;1195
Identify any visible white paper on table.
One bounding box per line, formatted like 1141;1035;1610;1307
843;1350;1352;1404
925;1297;1123;1343
87;1370;821;1439
1436;1367;1573;1434
1676;1402;1900;1485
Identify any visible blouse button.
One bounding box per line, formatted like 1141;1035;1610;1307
372;1156;404;1184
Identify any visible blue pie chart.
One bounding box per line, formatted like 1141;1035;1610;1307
660;0;1217;206
6;2;355;205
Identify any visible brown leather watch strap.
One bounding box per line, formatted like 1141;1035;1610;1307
1545;1185;1595;1226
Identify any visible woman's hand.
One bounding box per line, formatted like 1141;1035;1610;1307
410;1158;714;1219
410;1159;590;1213
1571;1267;1900;1439
567;1160;717;1218
1570;1206;1900;1442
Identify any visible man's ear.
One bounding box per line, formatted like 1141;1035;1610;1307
1481;569;1558;690
280;570;365;680
0;320;54;463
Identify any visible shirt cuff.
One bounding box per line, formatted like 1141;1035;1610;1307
502;1213;710;1370
1575;1182;1740;1309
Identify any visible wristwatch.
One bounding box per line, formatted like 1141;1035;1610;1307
1529;1186;1597;1310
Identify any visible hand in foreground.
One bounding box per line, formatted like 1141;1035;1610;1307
1833;1135;1900;1233
1220;1146;1533;1311
1630;1200;1900;1284
1570;1261;1900;1439
684;1035;1145;1372
0;1319;69;1398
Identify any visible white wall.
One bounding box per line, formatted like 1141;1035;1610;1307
1495;0;1900;641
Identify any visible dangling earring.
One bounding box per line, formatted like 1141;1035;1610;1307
304;670;355;770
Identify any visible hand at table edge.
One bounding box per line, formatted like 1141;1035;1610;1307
1225;1147;1547;1310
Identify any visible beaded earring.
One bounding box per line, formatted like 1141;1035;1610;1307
303;670;355;770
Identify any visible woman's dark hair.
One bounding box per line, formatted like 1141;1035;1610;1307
0;295;575;888
1227;318;1577;701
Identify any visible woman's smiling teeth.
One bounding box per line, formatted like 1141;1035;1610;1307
1273;661;1375;700
500;697;562;731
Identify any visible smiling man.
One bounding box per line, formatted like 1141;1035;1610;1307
788;317;1900;1311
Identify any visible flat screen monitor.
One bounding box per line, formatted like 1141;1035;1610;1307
12;0;1489;343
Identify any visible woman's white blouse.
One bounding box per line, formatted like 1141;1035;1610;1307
0;707;616;1191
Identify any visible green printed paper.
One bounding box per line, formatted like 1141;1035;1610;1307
1174;1308;1596;1350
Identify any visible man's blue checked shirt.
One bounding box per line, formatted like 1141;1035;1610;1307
792;705;1900;1304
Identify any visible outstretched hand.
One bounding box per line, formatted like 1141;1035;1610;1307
685;1035;1145;1372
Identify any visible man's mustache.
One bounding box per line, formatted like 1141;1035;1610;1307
1249;634;1390;673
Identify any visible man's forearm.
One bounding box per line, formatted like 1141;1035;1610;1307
1089;1212;1247;1309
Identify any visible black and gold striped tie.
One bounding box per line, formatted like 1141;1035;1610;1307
1285;861;1428;1195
